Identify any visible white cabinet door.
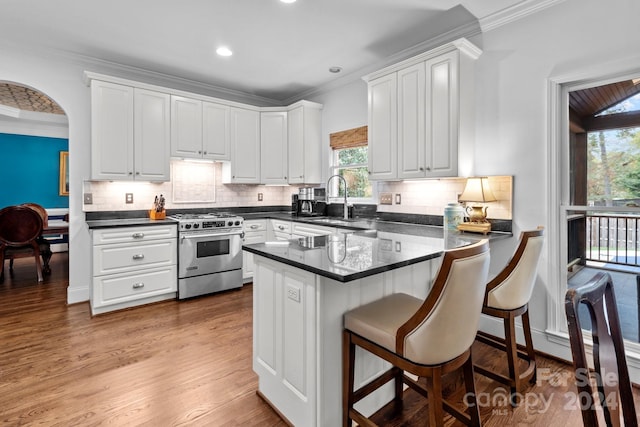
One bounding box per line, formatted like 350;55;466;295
91;80;134;180
226;107;260;183
243;230;267;280
170;95;203;158
287;104;322;184
397;62;426;179
425;51;458;177
261;111;288;185
134;88;171;181
367;73;397;180
202;101;230;160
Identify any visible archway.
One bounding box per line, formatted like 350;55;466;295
0;81;70;287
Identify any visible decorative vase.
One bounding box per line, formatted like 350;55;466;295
444;202;464;231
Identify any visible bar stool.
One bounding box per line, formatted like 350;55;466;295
474;228;544;404
342;240;490;427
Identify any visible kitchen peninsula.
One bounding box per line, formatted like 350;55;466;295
243;228;486;426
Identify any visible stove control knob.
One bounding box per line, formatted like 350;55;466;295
193;223;199;229
185;224;192;229
235;221;240;226
228;221;233;226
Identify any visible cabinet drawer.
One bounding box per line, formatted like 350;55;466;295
271;219;291;233
244;231;267;244
92;225;177;245
93;239;176;275
94;265;177;307
244;220;267;232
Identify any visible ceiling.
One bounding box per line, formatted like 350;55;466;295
0;0;556;110
570;80;640;118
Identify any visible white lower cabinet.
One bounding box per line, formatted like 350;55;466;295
243;219;268;282
90;224;177;315
252;255;440;426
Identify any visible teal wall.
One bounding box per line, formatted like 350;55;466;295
0;132;69;209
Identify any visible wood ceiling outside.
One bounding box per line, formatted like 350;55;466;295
0;83;64;115
569;79;640;118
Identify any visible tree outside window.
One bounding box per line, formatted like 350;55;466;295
330;146;373;200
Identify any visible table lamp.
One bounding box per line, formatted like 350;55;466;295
457;177;496;234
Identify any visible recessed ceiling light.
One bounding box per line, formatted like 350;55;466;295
280;0;297;3
216;47;233;57
329;66;342;74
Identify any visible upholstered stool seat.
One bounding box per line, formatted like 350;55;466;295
343;240;491;427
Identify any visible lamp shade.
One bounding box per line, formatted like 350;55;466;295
459;177;497;203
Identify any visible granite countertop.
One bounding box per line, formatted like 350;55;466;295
242;211;511;241
243;229;480;283
86;217;179;229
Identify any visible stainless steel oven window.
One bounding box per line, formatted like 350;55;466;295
197;239;230;258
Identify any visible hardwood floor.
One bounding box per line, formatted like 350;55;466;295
1;254;639;426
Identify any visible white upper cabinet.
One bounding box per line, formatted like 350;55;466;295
367;73;398;180
170;96;202;158
91;80;134;180
170;96;230;160
287;102;323;184
91;80;170;181
202;101;230;160
260;111;288;185
223;107;261;183
364;38;481;181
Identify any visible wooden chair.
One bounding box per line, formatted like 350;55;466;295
474;228;544;404
342;240;490;427
0;205;45;282
565;272;638;427
20;203;53;274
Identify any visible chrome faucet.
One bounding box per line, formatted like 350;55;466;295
327;174;349;219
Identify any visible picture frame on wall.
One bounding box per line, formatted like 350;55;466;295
59;151;69;196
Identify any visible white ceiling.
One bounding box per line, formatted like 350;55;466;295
1;0;552;105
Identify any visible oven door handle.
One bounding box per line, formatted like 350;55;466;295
180;231;244;241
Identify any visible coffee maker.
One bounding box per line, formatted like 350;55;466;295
295;188;326;216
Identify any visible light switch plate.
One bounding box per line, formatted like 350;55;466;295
84;193;93;204
379;193;392;205
395;193;401;204
258;193;263;201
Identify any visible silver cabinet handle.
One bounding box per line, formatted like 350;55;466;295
426;167;431;171
419;167;425;171
250;224;259;229
136;171;140;175
198;150;202;154
132;232;145;239
278;225;285;230
132;282;145;289
203;151;207;155
128;171;133;175
132;254;145;260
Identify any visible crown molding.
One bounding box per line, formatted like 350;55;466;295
479;0;568;33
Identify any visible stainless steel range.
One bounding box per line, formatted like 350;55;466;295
171;212;244;299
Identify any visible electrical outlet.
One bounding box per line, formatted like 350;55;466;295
286;284;300;302
125;193;134;204
83;193;93;204
258;193;263;201
395;193;401;204
379;193;392;205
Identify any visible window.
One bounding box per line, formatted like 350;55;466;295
331;146;373;199
329;126;373;202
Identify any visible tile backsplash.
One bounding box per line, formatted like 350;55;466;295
83;160;512;220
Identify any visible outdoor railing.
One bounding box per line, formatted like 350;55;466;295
585;212;640;267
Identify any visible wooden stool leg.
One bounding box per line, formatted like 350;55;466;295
426;368;444;427
522;310;537;384
462;353;481;426
0;247;5;282
504;314;518;406
342;330;355;427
